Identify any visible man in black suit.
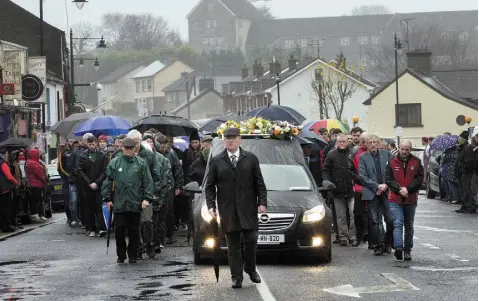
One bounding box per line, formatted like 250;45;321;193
205;128;267;289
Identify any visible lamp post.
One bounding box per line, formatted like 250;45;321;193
275;73;281;105
70;29;107;103
72;0;88;9
394;32;403;146
315;68;324;119
352;116;359;127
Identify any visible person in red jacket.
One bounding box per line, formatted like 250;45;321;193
0;149;19;232
352;132;369;245
25;148;47;222
385;140;424;262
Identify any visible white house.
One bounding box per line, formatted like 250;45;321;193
98;63;145;112
265;58;378;128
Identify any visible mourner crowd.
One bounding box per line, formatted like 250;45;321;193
0;123;476;280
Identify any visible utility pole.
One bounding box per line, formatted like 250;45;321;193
308;38;326;58
400;18;415;50
39;0;47;155
0;66;3;105
186;77;191;120
70;29;75;104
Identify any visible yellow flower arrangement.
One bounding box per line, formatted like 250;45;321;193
216;120;241;136
215;118;300;140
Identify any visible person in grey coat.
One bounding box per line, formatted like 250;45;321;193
205;128;267;289
359;134;393;256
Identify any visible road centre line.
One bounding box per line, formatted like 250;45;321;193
415;225;475;234
410;266;477;272
421;243;440;250
446;254;470;262
256;270;277;301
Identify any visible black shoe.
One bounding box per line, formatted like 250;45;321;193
232;279;243;289
362;234;368;242
129;259;137;264
248;271;261;283
456;208;468;213
154;246;162;254
394;249;403;260
146;246;156;259
2;227;15;233
383;243;392;254
404;250;412;261
340;240;348;246
117;258;125;263
165;237;176;244
333;237;341;244
352;240;360;247
374;248;383;256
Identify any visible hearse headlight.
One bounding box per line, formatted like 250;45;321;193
302;205;326;223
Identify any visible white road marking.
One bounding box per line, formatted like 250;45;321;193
51;240;66;242
410;266;477;272
446;254;470;262
421;243;440;250
256;270;277;301
415;215;456;218
413;236;419;240
415;225;475;234
323;273;420;298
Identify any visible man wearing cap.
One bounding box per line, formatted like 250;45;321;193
102;137;154;264
98;135;108;151
205;127;267;289
201;135;213;150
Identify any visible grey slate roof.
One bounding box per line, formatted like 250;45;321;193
220;0;265;20
246;10;477;46
99;63;143;84
162;76;190;93
431;69;478;100
171;88;221;113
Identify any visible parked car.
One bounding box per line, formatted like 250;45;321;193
411;147;426;190
426;149;443;199
187;136;333;264
47;164;64;212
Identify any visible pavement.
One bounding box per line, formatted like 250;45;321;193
0;194;477;301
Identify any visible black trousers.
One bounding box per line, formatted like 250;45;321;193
77;184;86;225
462;173;474;210
84;188;105;232
10;190;19;225
153;206;167;246
353;193;368;241
62;178;70;221
225;229;259;281
0;191;12;230
29;187;43;215
114;212;141;260
166;190;175;239
174;195;189;225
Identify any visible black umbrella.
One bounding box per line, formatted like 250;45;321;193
199;114;249;133
131;114;198;136
299;131;328;149
50;112;101;139
210;217;221;282
247;105;306;125
0;137;34;149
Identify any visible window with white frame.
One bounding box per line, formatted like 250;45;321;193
340;37;350;46
301;39;308;47
371;36;381;45
358;36;368;45
212;20;218;27
217;36;224;45
202;37;208;44
209;37;215;45
136;81;140;93
360;58;368;66
205;20;211;28
147;79;152;92
285;39;294;48
142;80;146;92
208;3;215;10
459;31;470;44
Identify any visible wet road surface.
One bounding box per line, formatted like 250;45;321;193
0;195;477;300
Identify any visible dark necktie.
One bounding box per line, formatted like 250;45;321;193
230;155;237;167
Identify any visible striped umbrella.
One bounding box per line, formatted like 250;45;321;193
302;119;347;134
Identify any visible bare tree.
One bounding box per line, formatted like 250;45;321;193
249;0;274;18
309;55;362;120
351;5;391;15
101;13;182;50
71;22;99;55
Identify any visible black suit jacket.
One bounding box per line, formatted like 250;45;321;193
205;148;267;233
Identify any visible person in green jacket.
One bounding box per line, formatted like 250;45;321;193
102;137;154;264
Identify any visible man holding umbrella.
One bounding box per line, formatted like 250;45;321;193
205;128;267;289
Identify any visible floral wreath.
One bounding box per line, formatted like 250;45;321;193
216;117;300;140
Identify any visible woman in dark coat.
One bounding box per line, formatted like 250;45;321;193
188;147;210;185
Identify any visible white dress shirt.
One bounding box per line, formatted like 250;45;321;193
227;149;240;161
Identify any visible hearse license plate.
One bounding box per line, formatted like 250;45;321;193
257;234;284;244
54;185;62;191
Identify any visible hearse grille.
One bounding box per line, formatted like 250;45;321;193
258;213;295;232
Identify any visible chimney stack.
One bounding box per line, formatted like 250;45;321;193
241;64;248;79
406;50;432;75
288;55;298;72
199;78;214;92
269;61;276;75
181;72;189;78
253;61;264;78
274;61;281;75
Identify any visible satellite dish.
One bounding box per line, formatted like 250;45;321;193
456;115;466;126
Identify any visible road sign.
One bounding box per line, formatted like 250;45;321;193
396;126;403;137
0;83;14;95
323;273;420;298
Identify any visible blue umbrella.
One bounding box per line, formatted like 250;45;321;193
430;134;459;151
247;105;306;125
74;115;131;137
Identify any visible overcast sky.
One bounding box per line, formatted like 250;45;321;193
11;0;479;39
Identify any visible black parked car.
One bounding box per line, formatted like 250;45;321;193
426;149;443;199
186;136;333;264
47;165;64;212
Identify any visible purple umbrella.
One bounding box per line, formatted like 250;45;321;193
430;134;459;151
174;138;189;151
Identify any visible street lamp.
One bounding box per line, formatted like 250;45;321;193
394;32;403;146
353;116;359;127
78;57;84;68
72;0;88;9
315;68;324;119
93;58;101;71
97;36;107;50
275;73;281;105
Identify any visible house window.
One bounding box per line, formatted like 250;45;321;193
136;81;140;93
371;36;381;45
301;39;308;47
205;20;211;28
212;20;218;27
142;80;146;92
358;36;368;45
360;58;367;66
147;79;152;92
459;31;470;44
167;93;174;102
217;36;224;45
397;103;422;127
340;37;350;46
285;39;294;48
209;37;216;45
208;3;215;10
202;37;208;44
